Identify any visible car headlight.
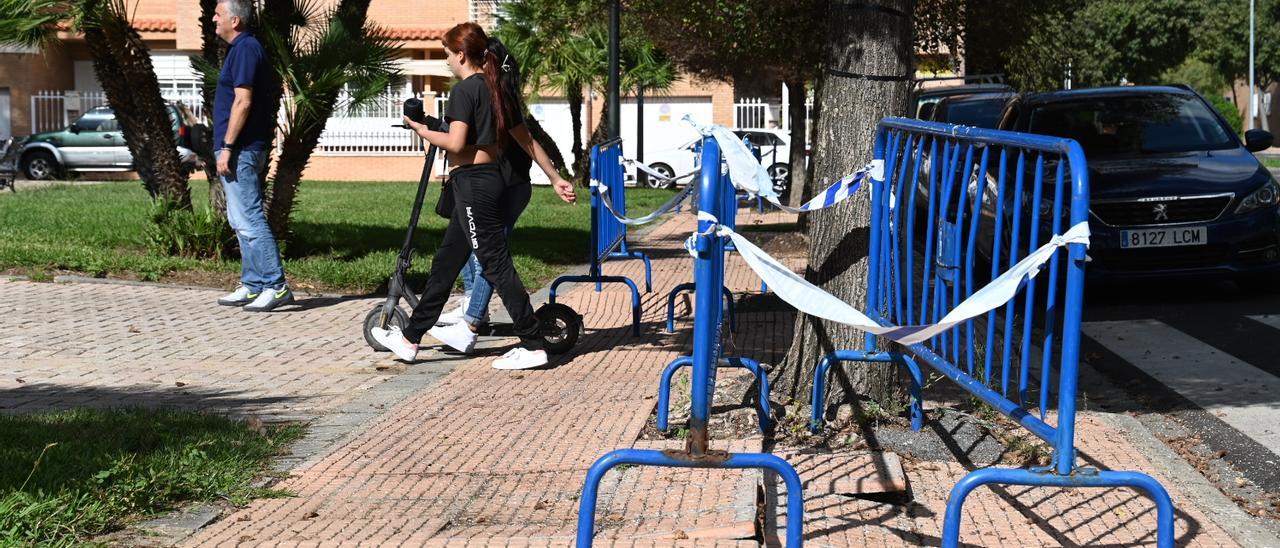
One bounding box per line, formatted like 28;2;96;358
1236;178;1280;214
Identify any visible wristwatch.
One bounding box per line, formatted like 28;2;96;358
220;141;233;150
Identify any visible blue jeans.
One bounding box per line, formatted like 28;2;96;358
222;148;285;292
459;219;518;325
460;253;489;325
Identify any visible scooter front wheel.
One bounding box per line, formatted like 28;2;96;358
537;303;582;354
363;304;409;352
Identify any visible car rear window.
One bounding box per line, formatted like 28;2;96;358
939;98;1007;128
1028;94;1235;156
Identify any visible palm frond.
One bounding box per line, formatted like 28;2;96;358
0;0;68;49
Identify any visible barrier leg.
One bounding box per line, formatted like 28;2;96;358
665;282;695;333
657;356;771;433
656;356;693;431
609;249;653;293
552;274;642;337
942;467;1175;548
810;351;925;433
576;449;805;547
722;285;737;333
724;356;771;431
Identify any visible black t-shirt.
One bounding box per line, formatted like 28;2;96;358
447;74;532;185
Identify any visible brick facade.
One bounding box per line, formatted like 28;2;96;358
0;0;737;179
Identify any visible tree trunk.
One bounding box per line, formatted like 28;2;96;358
785;77;809;209
82;0;190;209
198;0;225;215
772;0;915;412
265;126;324;241
525;116;568;173
263;0;372;242
568;83;589;185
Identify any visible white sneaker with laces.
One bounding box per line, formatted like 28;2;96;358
217;285;257;306
371;325;418;362
243;284;294;312
436;295;470;326
492;347;548;370
427;321;477;353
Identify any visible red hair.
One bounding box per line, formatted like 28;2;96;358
444;22;508;150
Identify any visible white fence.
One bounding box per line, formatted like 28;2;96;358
733;93;815;147
32;89;205;132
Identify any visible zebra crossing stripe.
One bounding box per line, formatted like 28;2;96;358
1246;314;1280;331
1082;319;1280;457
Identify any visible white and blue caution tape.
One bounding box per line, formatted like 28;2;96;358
714;221;1091;346
592;177;697;226
621;157;699;186
683;115;875;214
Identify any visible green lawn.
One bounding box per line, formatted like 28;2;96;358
1260;156;1280;169
0;409;301;546
0;181;676;293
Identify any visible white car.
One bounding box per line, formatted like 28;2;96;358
633;128;794;197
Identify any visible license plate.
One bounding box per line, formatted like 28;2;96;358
1120;226;1207;248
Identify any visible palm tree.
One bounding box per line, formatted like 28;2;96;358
496;0;675;184
194;0;402;242
1;0;192;208
583;25;676;163
495;0;597;181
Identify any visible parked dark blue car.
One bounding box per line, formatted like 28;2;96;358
988;86;1279;286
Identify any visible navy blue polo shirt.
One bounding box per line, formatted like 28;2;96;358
213;33;272;151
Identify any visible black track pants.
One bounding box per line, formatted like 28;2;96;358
404;163;538;345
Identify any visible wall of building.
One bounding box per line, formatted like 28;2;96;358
369;0;469;30
0;47;77;137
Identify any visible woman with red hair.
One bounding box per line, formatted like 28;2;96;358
372;22;576;370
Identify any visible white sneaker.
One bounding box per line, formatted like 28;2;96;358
243;284;294;312
217;285;257;306
371;325;418;362
427;321;477;353
436;298;469;326
492;347;548;370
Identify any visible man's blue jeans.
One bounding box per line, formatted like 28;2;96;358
222;148;285;292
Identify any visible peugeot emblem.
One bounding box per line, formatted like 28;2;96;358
1152;203;1169;222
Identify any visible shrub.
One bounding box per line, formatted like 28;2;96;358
144;199;235;259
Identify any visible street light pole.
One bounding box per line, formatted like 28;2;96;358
607;0;620;141
1249;0;1256;132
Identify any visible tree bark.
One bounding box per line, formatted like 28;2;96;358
567;83;589;184
525;116;568;173
198;0;225;215
773;0;915;412
82;0;190;209
785;77;808;209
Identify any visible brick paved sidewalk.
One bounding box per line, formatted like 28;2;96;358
182;207;1249;547
0;279;410;420
0;205;1257;546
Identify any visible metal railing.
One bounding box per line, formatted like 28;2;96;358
548;139;650;336
576;136;804;546
809;117;1175;548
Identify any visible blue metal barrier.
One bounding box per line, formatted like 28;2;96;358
665;159;742;333
577;137;804;547
551;139;652;336
808;117;1174;548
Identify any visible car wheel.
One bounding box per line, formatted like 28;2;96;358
646;163;675;189
22;150;59;181
767;163;790;198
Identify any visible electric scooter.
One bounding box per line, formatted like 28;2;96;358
361;98;582;354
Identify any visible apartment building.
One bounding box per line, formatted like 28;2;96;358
0;0;736;181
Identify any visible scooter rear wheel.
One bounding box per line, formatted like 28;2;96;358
363;305;409;352
537;303;582;354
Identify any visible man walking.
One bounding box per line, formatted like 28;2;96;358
212;0;292;312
